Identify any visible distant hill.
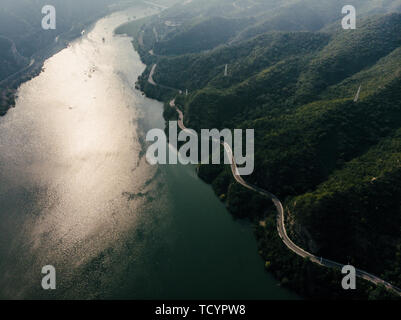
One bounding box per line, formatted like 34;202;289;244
121;0;401;57
154;16;252;55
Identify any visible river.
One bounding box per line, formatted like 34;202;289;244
0;6;296;300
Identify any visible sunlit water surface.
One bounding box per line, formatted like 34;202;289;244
0;7;296;300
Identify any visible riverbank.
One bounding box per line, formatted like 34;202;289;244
123;13;401;299
0;2;142;117
0;6;297;300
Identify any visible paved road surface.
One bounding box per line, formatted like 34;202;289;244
148;64;157;86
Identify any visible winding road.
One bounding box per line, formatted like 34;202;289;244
0;36;34;87
0;58;35;88
148;64;181;91
148;64;157;85
168;99;401;296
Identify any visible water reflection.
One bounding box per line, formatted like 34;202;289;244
0;7;296;300
0;8;164;299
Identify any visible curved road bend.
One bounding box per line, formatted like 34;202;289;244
148;64;157;86
168;98;401;296
148;64;181;92
0;58;35;88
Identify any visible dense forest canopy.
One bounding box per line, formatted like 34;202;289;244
117;0;401;299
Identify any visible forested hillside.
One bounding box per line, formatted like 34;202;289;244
120;0;401;299
0;36;27;81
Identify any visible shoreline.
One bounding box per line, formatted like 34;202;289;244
129;19;401;299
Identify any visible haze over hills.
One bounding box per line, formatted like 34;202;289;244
117;0;401;298
125;0;401;56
